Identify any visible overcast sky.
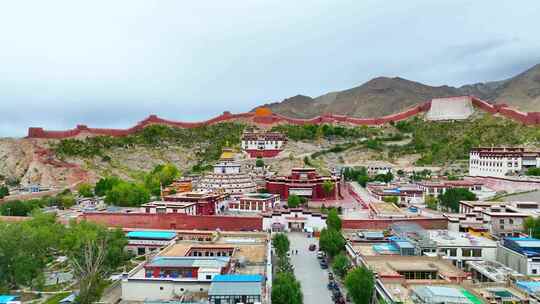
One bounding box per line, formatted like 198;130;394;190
1;0;540;137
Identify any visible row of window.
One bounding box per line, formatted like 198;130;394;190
439;248;482;257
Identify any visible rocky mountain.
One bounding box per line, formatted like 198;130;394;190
262;63;540;117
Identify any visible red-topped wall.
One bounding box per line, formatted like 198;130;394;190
81;212;263;231
27;96;540;139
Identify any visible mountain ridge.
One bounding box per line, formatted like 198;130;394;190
260;63;540;118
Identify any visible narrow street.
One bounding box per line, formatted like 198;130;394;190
288;233;334;304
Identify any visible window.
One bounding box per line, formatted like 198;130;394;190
500;219;504;224
206;275;212;280
533;269;538;274
509;219;514;224
160;287;164;290
472;249;482;257
449;248;457;257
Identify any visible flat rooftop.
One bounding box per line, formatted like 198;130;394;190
161;232;268;265
466;260;524;282
427;230;497;247
364;256;467;279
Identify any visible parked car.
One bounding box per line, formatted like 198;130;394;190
317;251;325;259
320;259;328;269
328;272;334;281
309;244;317;251
327;281;338;290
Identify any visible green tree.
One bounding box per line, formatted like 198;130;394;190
527;168;540;176
63;221;128;303
326;208;342;231
524;217;540;239
0;185;9;198
271;272;303;304
272;233;290;258
382;196;398;204
345;267;375;304
331;253;350;278
439;188;477;212
77;183;94;198
357;174;370;187
0;212;64;289
322;180;335;197
255;158;265;167
287;194;302;208
94;176;121;197
59;194;76;209
105;182;150;207
425;195;438;210
319;228;345;258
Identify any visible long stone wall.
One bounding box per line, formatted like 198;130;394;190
81;212;263;231
342;217;448;230
27;95;540;139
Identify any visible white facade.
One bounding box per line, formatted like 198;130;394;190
366;162;393;176
122;279;210;301
425;230;498;269
426;96;474;121
469;151;522;177
126;239;175;255
262;210;327;232
242;139;284;151
140;201;198;215
469;148;540;177
213;161;241;174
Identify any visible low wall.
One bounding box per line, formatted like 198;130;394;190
342;217;448;230
81;212;263;231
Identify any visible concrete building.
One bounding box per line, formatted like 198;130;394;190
418;180;485;199
241;131;286;158
162;178;193;196
497;237;540;275
121;231;269;302
208;274;263;304
142;191;229;216
361;255;473;304
228;193;280;213
367;183;424;205
469;147;540;177
458;201;530;237
392;223;498;269
266;168;341;200
366;161;393;176
126;230;177;256
466;260;524;283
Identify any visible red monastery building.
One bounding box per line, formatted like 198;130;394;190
266;168;341;200
241;131;287;158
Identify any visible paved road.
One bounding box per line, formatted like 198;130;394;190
289;233;334;304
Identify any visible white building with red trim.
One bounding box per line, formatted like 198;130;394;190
241;131;286;158
469;147;540;177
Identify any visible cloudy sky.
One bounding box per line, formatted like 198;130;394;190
1;0;540;137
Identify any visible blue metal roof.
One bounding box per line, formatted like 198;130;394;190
505;237;539;241
212;274;263;282
517;281;540;294
127;231;176;240
364;231;385;239
147;257;230;268
0;296;18;304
